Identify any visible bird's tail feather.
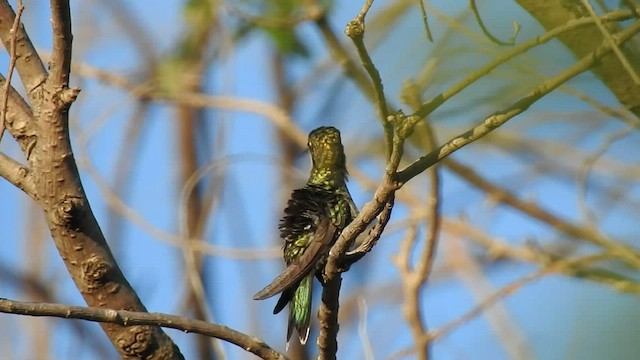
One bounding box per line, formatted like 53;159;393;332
287;274;313;347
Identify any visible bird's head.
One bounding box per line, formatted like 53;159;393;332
307;126;347;187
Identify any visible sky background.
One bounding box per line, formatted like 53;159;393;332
1;0;640;359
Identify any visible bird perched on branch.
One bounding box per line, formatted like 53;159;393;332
253;126;357;346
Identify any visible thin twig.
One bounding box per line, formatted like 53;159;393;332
413;7;640;119
0;0;23;143
429;268;548;343
344;0;393;160
0;1;47;97
310;22;640;346
357;298;374;360
399;19;640;183
469;0;518;46
345;194;394;262
580;0;640;84
393;223;429;359
576;126;634;225
417;0;433;42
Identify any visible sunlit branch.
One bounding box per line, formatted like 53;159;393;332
0;298;285;360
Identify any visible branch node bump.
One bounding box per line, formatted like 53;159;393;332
345;20;364;38
82;256;113;290
484;115;501;129
54;196;84;227
17;166;28;178
56;87;81;109
117;325;156;358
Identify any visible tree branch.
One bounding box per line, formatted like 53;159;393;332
0;2;186;358
0;0;22;143
413;7;640;119
317;276;342;360
0;0;47;97
398;19;640;184
0;73;37;158
49;0;73;87
516;0;640;116
316;13;640;359
0;298;286;360
0;152;34;196
344;0;393;159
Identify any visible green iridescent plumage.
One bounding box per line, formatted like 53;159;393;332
253;126;357;346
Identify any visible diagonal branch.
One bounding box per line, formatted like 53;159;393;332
0;0;47;97
0;0;22;143
0;152;34;196
413;7;640;119
0;73;37;157
516;0;640;116
398;19;640;184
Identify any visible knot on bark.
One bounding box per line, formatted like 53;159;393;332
53;196;84;227
345;20;364;37
17;166;28;178
82;256;112;290
54;87;81;110
117;325;157;358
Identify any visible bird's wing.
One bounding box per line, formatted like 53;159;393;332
340;187;359;220
253;216;337;300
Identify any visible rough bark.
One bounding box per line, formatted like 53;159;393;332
0;1;184;358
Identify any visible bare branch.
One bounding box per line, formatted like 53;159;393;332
313;13;640;359
317;276;342;360
398;19;640;183
0;73;37;157
580;0;640;84
49;0;73;87
344;0;393;158
4;1;183;357
0;0;47;97
0;0;23;143
413;7;640;119
516;1;640;116
344;194;394;262
393;224;430;359
469;0;518;46
0;298;286;360
0;152;34;196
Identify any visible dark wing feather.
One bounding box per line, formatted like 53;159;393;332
273;287;294;314
253;216;337;300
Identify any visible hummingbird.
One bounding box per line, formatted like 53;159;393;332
253;126;358;346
